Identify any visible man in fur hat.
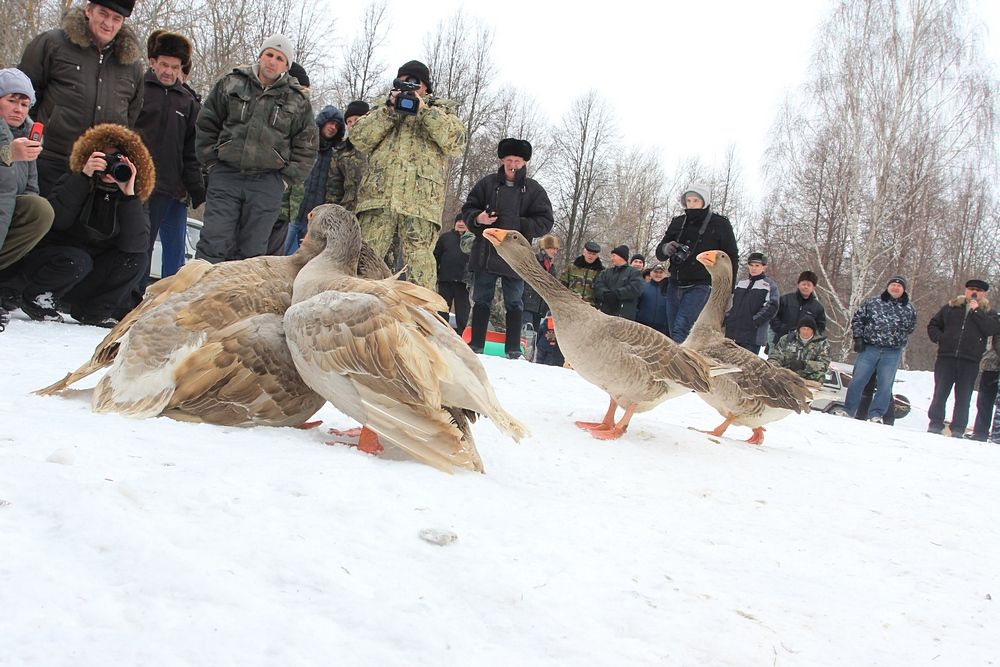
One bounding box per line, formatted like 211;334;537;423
462;137;554;358
926;279;1000;437
15;123;153;327
350;60;466;291
134;30;205;284
770;269;827;340
19;0;145;196
195;34;317;263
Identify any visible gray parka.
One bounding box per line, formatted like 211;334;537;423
0;117;41;246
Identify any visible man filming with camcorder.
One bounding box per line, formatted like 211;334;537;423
349;59;467;291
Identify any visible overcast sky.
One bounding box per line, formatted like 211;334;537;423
327;0;1000;203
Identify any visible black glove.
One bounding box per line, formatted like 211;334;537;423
787;358;805;372
602;293;620;310
661;240;682;257
853;338;864;353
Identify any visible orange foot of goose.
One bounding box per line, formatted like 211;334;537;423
746;427;766;445
324;426;383;455
328;426;363;438
590;426;628;440
296;420;323;429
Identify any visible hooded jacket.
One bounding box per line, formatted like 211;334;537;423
927;295;1000;363
19;7;144;162
464;165;554;279
655;207;738;287
196;65;317;183
294;105;345;227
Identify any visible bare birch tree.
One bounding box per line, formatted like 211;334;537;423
335;0;389;106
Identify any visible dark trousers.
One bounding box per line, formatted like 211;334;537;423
437;280;470;334
35;154;69;198
928;356;980;435
972;370;999;439
195;164;284;263
20;245;145;319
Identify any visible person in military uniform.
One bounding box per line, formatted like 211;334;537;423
194;35;317;263
349;60;466;290
326;99;370;213
560;241;605;306
767;314;831;382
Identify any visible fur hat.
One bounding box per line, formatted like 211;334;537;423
344;100;370;120
747;252;767;265
887;275;908;291
289;62;309;88
681;182;711;207
147;30;192;67
0;68;35;106
259;34;294;63
611;245;630;261
91;0;134;17
397;60;433;93
797;270;819;286
497;138;532;161
69;123;155;202
797;314;818;333
539;234;560;250
966;279;990;292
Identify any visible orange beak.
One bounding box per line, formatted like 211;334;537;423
696;250;717;267
483;228;508;246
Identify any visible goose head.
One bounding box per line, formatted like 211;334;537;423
697;250;733;279
484;228;533;262
306;204;363;271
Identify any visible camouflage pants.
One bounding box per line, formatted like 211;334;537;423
357;209;438;290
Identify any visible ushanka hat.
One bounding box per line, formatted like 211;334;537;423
798;270;819;286
147;30;192;67
497;138;532;161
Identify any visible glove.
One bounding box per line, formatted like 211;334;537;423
787;358;805;372
190;187;206;210
853;338;864;353
602;293;620;310
661;240;682;257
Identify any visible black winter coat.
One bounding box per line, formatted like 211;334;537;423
655;208;738;287
44;172;149;255
592;264;645;320
134;70;205;204
770;290;827;338
522;251;557;315
927;296;1000;363
463;165;554;278
433;229;472;282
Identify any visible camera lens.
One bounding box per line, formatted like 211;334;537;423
110;162;132;182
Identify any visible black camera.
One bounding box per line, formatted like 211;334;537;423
670;243;692;264
389;77;421;115
99;152;132;183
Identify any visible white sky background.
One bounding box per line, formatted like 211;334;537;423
325;0;1000;203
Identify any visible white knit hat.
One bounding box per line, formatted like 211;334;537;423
681;182;711;207
259;34;294;63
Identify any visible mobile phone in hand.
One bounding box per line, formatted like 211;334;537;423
28;122;44;142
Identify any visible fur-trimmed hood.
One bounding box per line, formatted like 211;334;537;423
69;123;156;201
62;6;143;63
948;294;991;310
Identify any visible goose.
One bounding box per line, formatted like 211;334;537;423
35;208;391;427
283;205;527;474
482;227;715;440
684;250;814;444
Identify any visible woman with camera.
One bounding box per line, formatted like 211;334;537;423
654;183;738;343
16;123;152;327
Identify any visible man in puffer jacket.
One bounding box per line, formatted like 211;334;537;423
724;252;780;354
844;275;917;423
926;279;1000;437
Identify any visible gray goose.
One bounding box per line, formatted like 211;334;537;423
35;207;391;427
684;250;814;444
284;205;527;474
483;228;714;439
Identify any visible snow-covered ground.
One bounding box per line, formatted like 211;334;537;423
2;314;998;666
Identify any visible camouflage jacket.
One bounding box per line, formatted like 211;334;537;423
560;255;605;306
349;97;466;223
851;291;917;349
196;66;317;183
326;139;367;212
768;331;831;382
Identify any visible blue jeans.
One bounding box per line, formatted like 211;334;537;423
844;346;902;419
665;282;711;343
472;271;524;311
284;219;307;255
147;194;188;280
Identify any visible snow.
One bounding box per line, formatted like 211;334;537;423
2;314;999;666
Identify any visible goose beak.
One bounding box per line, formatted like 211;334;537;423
696;250;717;267
484;228;508;246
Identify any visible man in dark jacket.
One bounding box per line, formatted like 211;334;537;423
433;213;474;335
593;244;645;320
463;138;554;358
844;276;917;423
926;279;1000;437
560;241;604;306
195;35;317;263
134;31;204;285
655;182;739;343
16;123;152;326
522;234;560;334
636;263;670;335
19;0;145;196
326;100;370;214
724;252;780;354
770;270;827;340
283;105;345;255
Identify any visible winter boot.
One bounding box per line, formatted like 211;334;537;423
504;308;523;359
21;291;64;323
469;303;490;354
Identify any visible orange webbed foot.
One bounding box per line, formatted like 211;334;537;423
590;426;627;440
575;420;613;431
328;426;364;438
746;427;766;446
296;420;323;430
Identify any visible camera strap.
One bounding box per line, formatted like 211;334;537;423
674;207;713;263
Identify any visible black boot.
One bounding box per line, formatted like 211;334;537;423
504;308;523;359
469;304;490;353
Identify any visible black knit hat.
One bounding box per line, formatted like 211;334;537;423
497;138;532;161
630;254;645;264
147;30;192;67
797;314;818;332
887;275;908;291
289;62;309;88
92;0;134;17
344;100;370;120
611;245;630;261
747;252;767;265
397;60;432;93
797;270;819;286
966;279;990;292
